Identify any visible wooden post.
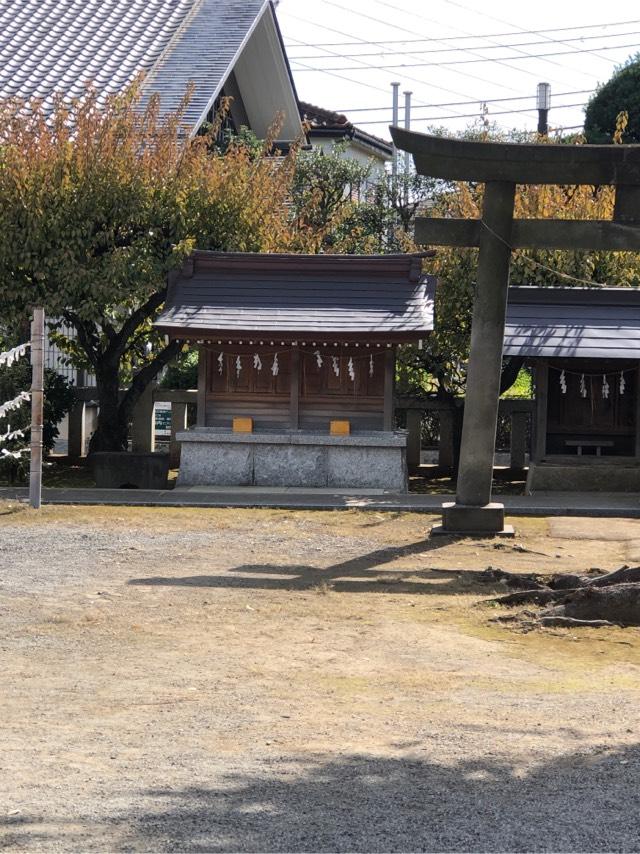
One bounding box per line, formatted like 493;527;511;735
197;346;207;427
533;361;549;463
67;399;86;459
405;409;422;473
170;402;188;467
29;307;45;509
634;366;640;459
510;411;528;470
290;346;300;430
437;407;455;471
131;382;155;453
383;348;395;432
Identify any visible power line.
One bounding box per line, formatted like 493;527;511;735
287;29;640;59
290;41;640;72
288;18;640;47
285;22;539;121
352;102;588;126
287;37;472;119
334;89;594;114
284;11;542;116
438;0;617;65
359;0;621;74
309;0;589;88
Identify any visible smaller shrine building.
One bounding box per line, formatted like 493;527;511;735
156;251;434;491
504;285;640;491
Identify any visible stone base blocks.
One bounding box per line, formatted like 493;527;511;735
89;451;170;490
527;461;640;492
430;501;514;537
176;429;408;491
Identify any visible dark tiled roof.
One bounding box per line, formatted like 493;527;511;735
156;251;434;341
504;285;640;359
0;0;267;129
299;100;393;158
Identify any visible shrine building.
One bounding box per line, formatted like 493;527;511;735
155;251;434;491
504;285;640;491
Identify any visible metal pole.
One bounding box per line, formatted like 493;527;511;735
29;307;45;509
391;82;400;181
536;82;550;136
403;90;412;205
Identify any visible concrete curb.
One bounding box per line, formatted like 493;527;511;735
1;487;640;517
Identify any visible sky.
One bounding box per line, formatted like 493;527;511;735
276;0;640;141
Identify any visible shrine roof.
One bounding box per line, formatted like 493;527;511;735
504;285;640;360
156;251;435;343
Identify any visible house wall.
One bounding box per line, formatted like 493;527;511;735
232;9;301;141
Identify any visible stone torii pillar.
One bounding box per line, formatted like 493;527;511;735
391;127;640;535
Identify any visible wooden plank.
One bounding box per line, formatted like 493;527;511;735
614;184;640;223
635;366;640;459
383;349;395;432
197;346;206;427
415;217;640;251
534;361;549;463
290;347;300;430
415;218;481;246
391;126;640;185
67;400;86;459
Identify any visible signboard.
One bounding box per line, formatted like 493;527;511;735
154;402;172;438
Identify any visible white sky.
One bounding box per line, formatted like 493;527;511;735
277;0;640;140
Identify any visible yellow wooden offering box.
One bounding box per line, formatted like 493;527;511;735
233;417;254;433
330;420;350;436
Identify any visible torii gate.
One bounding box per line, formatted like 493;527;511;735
391;127;640;535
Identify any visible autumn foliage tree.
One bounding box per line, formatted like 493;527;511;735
0;86;311;452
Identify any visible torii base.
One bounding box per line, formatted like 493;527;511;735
430;501;515;538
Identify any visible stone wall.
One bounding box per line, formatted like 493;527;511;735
176;429;408;491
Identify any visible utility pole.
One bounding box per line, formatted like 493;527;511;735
403;90;412;205
29;307;44;509
391;82;400;180
537;82;551;135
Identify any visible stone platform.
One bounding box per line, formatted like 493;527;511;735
527;460;640;492
176;428;408;491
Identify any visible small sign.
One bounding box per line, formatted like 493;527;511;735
154;402;172;438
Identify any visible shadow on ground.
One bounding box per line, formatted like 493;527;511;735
4;746;639;851
128;539;496;595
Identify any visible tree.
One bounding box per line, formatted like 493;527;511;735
288;142;372;251
0;86;307;452
584;54;640;143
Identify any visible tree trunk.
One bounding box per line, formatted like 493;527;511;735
89;367;129;453
87;339;183;454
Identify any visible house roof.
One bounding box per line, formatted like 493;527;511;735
504;285;640;359
0;0;301;136
300;101;393;160
156;251;435;342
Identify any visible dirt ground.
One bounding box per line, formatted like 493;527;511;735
1;504;639;852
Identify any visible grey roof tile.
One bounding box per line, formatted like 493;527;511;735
0;0;269;129
156;252;435;341
504;285;640;359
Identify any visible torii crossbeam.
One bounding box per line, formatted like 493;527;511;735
391;126;640;535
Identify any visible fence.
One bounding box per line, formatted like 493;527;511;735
66;386;533;471
396;396;534;473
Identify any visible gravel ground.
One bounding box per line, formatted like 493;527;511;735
1;504;639;852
